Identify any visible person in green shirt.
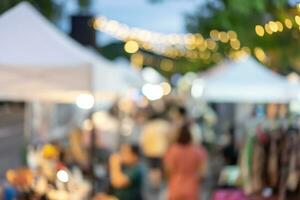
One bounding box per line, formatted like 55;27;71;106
109;144;143;200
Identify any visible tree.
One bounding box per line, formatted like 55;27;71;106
0;0;62;21
187;0;300;73
0;0;92;21
149;0;300;74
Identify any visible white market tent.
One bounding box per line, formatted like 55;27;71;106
0;2;141;103
196;56;298;103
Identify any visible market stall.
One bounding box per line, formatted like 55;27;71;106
0;2;144;199
190;56;300;200
0;2;142;103
193;56;299;103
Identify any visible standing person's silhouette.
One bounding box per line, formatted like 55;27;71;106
164;123;207;200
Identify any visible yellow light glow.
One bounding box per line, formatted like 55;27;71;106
160;82;172;95
227;31;237;39
295;16;300;25
219;32;229;43
269;21;278;32
255;25;265;37
212;52;223;63
160;59;174;72
230;39;240;50
206;39;217;50
276;21;283;32
254;47;266;63
264;24;273;34
297;4;300;12
142;42;152;50
93;18;102;29
210;30;219;40
200;51;211;60
131;53;144;68
241;47;251;55
195;34;204;45
198;41;207;52
284;19;293;29
124;40;139;54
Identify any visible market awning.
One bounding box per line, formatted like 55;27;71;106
194;56;298;103
0;2;142;103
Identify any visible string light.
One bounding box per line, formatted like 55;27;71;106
265;24;273;35
285;19;293;29
230;39;241;50
160;59;174;72
255;25;265;37
219;31;229;43
255;3;300;38
93;16;244;60
276;21;283;32
254;47;267;63
131;53;144;68
295;15;300;25
269;21;278;32
227;30;237;39
124;40;139;54
210;30;219;40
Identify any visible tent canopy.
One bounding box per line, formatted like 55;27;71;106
196;56;298;103
0;2;141;103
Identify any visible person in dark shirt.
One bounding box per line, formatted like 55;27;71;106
109;144;143;200
222;127;238;166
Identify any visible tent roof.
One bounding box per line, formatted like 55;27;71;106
198;56;297;103
0;2;141;103
0;2;91;67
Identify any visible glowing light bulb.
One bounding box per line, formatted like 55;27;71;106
254;47;267;63
160;82;172;95
124;40;139;54
255;25;265;37
284;19;293;29
57;170;69;183
76;94;94;109
191;79;205;98
142;83;163;101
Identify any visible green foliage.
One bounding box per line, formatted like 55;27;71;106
151;0;300;74
0;0;92;20
185;0;300;73
0;0;57;20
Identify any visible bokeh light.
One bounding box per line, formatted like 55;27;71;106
124;40;139;54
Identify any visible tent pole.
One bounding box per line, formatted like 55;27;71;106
90;93;97;196
24;102;32;146
90;118;96;196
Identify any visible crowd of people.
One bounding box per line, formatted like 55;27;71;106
0;99;209;200
3;99;299;200
89;104;208;200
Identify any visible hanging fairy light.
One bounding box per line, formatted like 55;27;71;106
255;3;300;39
254;47;267;63
93;16;245;60
284;18;293;29
255;25;265;37
124;40;139;53
76;94;94;109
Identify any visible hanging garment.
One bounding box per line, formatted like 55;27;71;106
287;134;299;191
240;134;254;195
268;135;279;188
251;140;265;194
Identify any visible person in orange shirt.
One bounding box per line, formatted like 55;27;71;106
164;123;207;200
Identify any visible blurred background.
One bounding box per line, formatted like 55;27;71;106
0;0;300;200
